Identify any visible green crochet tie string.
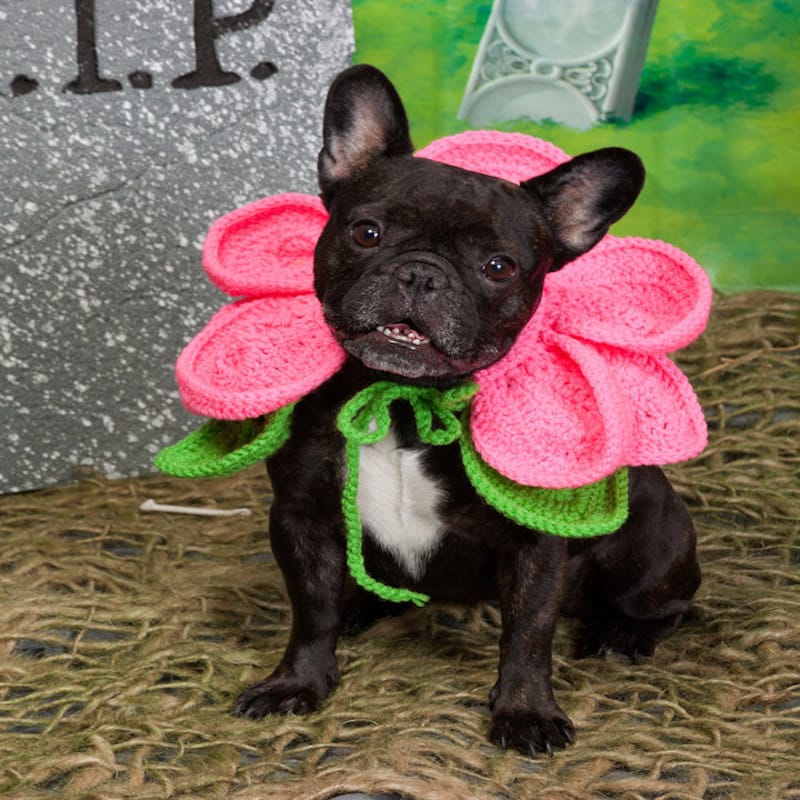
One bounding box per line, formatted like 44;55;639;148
336;381;480;607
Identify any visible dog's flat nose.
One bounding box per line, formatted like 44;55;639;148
395;261;447;292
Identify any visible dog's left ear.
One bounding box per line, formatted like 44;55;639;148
522;148;645;270
318;64;414;204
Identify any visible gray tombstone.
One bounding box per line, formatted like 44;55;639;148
0;0;353;493
459;0;658;130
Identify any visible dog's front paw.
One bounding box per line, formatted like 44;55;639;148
489;708;575;757
233;678;319;719
233;670;336;720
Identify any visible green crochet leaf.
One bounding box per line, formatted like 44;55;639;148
154;405;294;478
460;434;629;537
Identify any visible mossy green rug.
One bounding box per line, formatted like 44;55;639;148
1;293;798;799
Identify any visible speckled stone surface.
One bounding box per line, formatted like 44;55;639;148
0;1;353;492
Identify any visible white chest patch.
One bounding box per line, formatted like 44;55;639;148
356;428;446;580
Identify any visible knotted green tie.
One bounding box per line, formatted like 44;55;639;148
336;381;479;606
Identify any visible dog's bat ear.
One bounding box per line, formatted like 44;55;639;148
318;64;413;203
522;148;645;270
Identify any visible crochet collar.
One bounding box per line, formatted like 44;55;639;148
157;379;630;606
156;131;711;602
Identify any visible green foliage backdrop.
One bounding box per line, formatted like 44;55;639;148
351;0;800;292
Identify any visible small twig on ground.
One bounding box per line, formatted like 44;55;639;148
139;499;252;517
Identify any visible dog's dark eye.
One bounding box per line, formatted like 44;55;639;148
352;222;382;248
482;256;516;282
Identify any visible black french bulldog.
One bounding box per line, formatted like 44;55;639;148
233;65;701;756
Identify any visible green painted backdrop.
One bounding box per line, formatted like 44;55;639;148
351;0;799;292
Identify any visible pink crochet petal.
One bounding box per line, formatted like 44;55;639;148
176;295;346;420
203;193;327;297
547;237;713;354
471;323;629;489
418;130;569;183
592;344;708;466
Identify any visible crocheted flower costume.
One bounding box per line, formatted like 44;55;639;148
157;131;712;606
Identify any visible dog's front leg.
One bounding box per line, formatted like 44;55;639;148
234;497;346;719
489;535;575;756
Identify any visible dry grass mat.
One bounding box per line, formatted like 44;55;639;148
1;292;798;799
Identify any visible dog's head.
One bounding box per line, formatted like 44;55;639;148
313;65;644;383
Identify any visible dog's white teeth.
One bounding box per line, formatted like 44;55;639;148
376;325;429;346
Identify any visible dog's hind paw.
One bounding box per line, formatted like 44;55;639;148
341;591;410;636
489;708;575;757
575;612;685;663
575;625;655;663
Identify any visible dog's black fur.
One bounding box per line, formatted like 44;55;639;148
233;65;701;756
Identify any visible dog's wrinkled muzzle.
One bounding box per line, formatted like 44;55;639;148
323;248;495;379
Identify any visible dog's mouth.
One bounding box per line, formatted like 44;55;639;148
337;320;478;380
375;322;431;348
